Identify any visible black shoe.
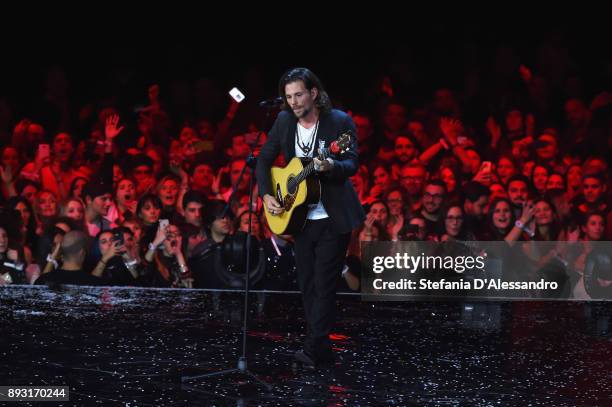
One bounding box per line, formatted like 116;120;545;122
294;349;335;369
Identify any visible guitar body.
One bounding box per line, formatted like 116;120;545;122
266;157;321;235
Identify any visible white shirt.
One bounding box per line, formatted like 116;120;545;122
295;122;329;220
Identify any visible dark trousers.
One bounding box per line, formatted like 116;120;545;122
294;218;351;358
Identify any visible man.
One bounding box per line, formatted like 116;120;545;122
220;159;251;202
35;231;102;286
507;174;531;219
533;129;565;174
352;113;374;162
420;180;446;237
190;199;233;289
400;162;428;212
83;178;115;237
190;163;215;199
575;173;608;215
391;135;419;180
182;191;205;228
462;181;490;239
129;154;156;197
256;68;365;367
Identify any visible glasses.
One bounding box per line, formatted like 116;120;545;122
423;192;444;200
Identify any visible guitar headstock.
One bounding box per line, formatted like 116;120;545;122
329;131;353;155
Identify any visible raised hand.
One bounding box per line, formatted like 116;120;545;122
486;116;501;147
519;201;536;224
105;114;124;140
153;224;167;247
439;117;463;145
472;163;492;185
212;166;230;195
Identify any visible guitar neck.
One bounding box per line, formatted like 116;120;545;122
290;149;330;187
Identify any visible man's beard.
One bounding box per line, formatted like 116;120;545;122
293;105;311;119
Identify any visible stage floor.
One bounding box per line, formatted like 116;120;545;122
1;286;611;406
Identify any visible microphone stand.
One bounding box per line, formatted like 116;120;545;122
181;101;279;394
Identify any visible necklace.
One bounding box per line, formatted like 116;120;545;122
296;120;319;156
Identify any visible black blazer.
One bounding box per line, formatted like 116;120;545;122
256;109;365;234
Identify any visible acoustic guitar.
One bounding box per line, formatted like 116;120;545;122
264;132;353;235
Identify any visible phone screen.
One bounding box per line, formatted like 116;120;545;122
229;87;245;103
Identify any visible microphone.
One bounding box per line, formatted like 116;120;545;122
259;97;283;108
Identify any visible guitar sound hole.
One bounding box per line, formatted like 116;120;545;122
287;176;298;195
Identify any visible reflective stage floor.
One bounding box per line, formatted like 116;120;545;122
1;286;611;406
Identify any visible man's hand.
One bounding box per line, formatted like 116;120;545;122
264;194;284;216
313;157;334;172
212;166;229;195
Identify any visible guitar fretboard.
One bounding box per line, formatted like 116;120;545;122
287;148;330;191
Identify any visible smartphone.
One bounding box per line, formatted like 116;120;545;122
112;229;124;245
229;87;245;103
38;144;50;160
159;219;169;230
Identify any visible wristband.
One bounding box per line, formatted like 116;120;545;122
46;255;58;269
515;220;535;237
